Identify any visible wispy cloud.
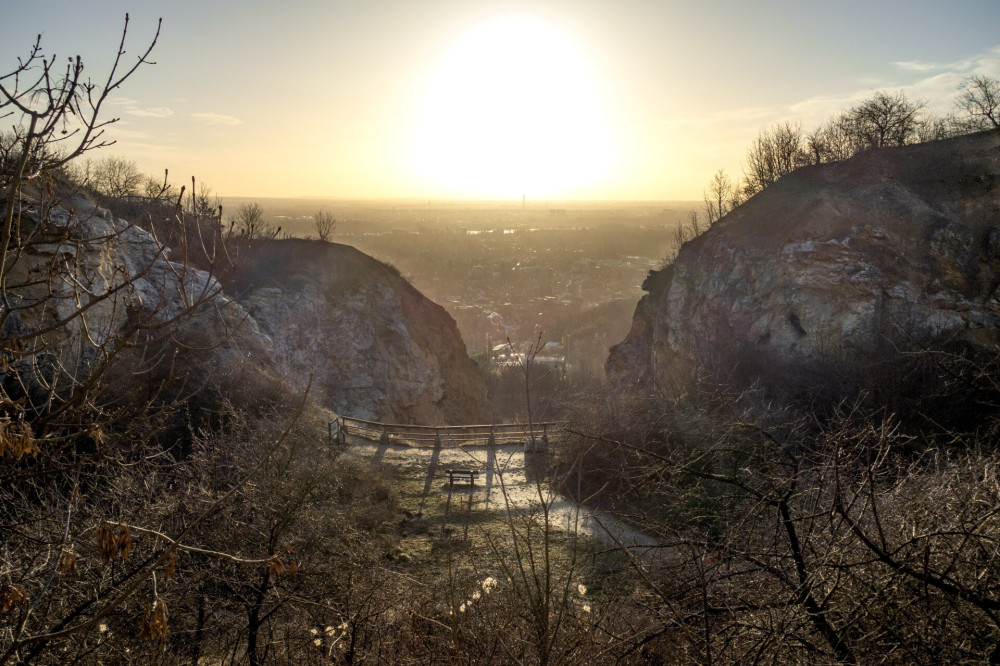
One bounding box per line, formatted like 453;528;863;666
191;112;242;126
127;106;174;118
793;44;1000;118
108;97;174;119
893;47;1000;77
788;92;867;122
659;42;1000;178
892;60;943;73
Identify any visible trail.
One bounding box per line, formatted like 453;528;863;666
343;438;659;557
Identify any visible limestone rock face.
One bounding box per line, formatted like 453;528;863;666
235;239;489;424
5;198;485;426
6;198;268;382
608;130;1000;395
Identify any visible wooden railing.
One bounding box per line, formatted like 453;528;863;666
329;414;562;449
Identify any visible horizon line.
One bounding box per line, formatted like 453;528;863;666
216;194;703;205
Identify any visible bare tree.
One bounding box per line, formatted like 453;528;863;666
89;155;144;199
806;115;862;163
659;209;707;268
742;121;808;197
703;168;740;224
0;14;159;213
567;372;1000;663
914;112;959;142
0;17;299;664
313;209;336;242
230;201;273;240
955;74;1000;130
846;89;925;149
800;92;924;165
804;125;827;165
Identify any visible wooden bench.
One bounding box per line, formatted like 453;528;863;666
445;469;479;486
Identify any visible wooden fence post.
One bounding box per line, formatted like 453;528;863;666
330;417;346;445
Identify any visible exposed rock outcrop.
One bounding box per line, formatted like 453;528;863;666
4;197;267;391
233;239;489;424
4;197;488;425
608;130;1000;398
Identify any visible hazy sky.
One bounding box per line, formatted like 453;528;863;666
4;1;1000;201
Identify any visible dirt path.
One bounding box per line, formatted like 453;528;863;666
343;438;658;556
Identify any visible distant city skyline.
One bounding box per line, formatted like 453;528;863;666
4;1;1000;201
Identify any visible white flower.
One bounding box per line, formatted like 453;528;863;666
310;628;318;636
325;626;335;636
459;603;466;613
471;590;481;601
582;604;591;613
578;584;587;596
313;638;322;647
482;576;498;593
98;623;108;633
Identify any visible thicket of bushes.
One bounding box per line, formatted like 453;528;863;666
553;324;1000;663
4;16;1000;665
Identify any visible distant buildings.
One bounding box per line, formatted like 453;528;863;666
489;340;566;371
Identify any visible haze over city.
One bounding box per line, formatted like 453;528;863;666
4;0;999;201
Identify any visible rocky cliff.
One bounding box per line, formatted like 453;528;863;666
608;130;1000;399
4;197;487;425
5;196;265;394
233;239;489;424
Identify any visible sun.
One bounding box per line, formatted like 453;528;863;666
411;16;615;199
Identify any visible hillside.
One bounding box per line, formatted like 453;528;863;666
231;238;489;424
608;129;1000;410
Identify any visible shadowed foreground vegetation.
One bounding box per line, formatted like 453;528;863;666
553;339;1000;664
4;17;1000;666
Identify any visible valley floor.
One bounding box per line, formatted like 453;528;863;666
341;438;658;559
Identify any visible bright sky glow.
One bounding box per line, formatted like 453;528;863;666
2;1;1000;201
411;16;615;198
